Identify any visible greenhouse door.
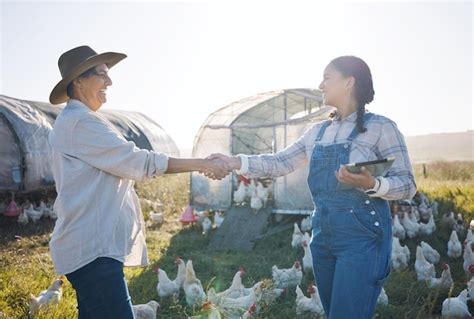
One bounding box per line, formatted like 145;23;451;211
0;115;23;191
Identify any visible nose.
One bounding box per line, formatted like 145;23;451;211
318;80;324;90
105;75;112;86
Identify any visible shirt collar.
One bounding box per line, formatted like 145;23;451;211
333;110;358;123
67;99;92;111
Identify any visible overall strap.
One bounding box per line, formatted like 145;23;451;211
315;120;332;142
347;112;374;141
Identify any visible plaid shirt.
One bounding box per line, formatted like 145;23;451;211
239;111;416;201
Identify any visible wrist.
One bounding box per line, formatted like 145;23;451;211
364;177;381;195
231;156;242;170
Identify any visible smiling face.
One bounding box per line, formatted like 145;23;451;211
318;63;354;108
72;63;112;111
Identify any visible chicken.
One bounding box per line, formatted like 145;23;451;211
401;212;419;239
415;245;435;281
441;289;471;317
153;266;179;298
430;201;439;217
291;223;304;249
234;181;248;206
183;260;206;307
455;216;465;237
442;211;456;228
418;203;432;223
29;277;64;316
260;286;286;304
302;241;313;273
132;300;160;319
463;242;474;277
250;189;263;213
295;284;324;315
428;263;453;289
174;257;186;289
377;287;388;306
300;216;312;232
465;229;473;244
419;214;436;237
447;230;463;259
214;211;225;228
470;219;474;230
242;304;257;319
24;202;43;223
420;241;440;264
202;215;212;235
216;268;246;299
149;211;164;224
272;261;303;288
392;214;406;240
391;236;410;271
217;281;264;311
17;208;29;225
256;181;269;208
468;278;474;302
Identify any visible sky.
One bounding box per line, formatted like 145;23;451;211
1;1;472;150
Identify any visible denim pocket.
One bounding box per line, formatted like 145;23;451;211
349;207;382;238
374;258;391;288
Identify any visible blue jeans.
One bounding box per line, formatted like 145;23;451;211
66;257;135;319
310;198;392;318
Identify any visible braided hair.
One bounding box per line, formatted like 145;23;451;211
329;56;375;133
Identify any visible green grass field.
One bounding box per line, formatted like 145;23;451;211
1;161;473;318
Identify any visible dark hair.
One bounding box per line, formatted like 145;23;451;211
66;67;98;99
329;56;374;133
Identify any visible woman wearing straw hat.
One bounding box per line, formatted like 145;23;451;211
48;45;228;318
208;56;416;318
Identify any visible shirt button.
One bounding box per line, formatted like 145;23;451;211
344;144;349;149
374;222;380;227
350;209;354;213
370;211;376;215
365;200;370;204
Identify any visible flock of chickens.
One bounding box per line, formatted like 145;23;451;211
233;179;271;213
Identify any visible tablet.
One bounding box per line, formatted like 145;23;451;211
344;157;395;176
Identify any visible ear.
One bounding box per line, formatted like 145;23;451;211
345;76;355;91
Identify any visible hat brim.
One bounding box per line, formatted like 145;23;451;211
49;52;127;105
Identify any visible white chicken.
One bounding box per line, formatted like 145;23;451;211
24;202;43;223
391;237;410;271
442;211;456;228
430;201;439;217
291;223;304;249
302;241;313;273
392;214;406;240
250;189;263;213
174;257;186;289
455;217;466;236
447;230;463;259
401;211;419;239
295;284;324;315
377;287;388;306
467;278;474;302
418;203;432;222
441;289;471;317
415;245;435;281
29;277;64;316
420;241;440;264
149;211;164;224
428;263;453;289
216;281;264;311
153;267;179;298
183;260;206;307
300;216;312;232
470;220;474;230
132;300;160;319
216;268;246;299
242;304;257;319
256;181;269;208
272;261;303;288
419;214;436;237
202;215;212;235
463;242;474;277
234;182;248;206
214;211;225;228
17;208;29;225
465;229;473;244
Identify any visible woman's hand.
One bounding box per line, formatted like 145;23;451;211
335;165;376;190
199;154;241;180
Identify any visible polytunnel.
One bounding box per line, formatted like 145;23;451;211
191;88;334;214
0;94;179;193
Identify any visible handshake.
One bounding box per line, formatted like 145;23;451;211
198;153;241;180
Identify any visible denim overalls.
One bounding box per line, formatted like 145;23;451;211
308;113;392;318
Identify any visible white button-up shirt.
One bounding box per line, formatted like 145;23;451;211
48;99;169;275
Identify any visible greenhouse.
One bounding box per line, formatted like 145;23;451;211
0;94;179;193
191;88;333;214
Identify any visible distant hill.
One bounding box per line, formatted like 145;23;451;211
180;131;473;163
406;131;473;163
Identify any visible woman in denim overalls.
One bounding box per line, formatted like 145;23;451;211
210;56;416;318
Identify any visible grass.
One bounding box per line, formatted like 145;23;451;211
0;161;473;318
